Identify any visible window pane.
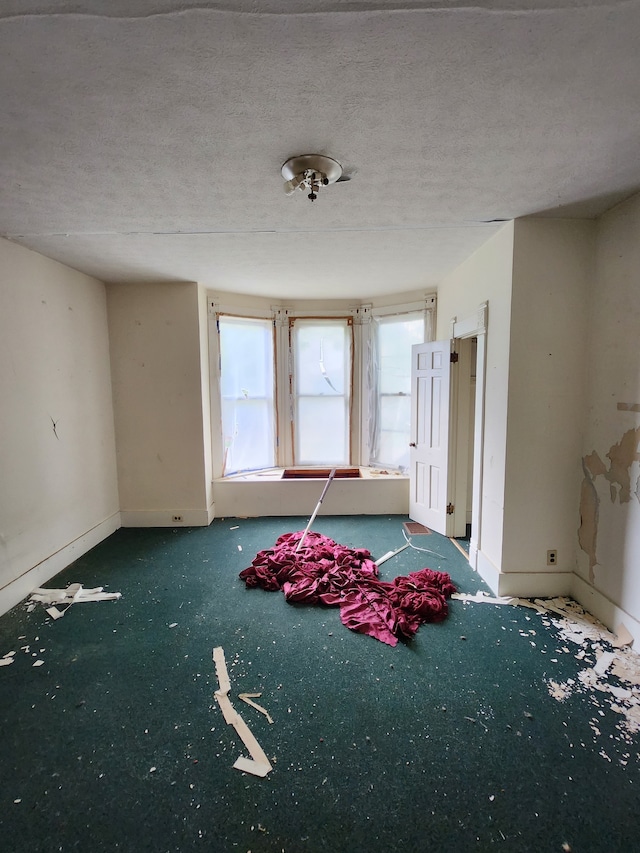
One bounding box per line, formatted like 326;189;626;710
221;400;273;473
295;322;348;396
378;316;424;394
377;395;412;471
293;319;351;465
219;316;275;474
370;312;424;471
220;317;273;398
297;397;348;465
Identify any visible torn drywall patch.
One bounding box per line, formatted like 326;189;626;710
605;426;640;504
578;427;640;582
584;451;607;478
578;458;599;583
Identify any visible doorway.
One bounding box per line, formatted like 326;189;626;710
450;336;477;543
409;303;487;570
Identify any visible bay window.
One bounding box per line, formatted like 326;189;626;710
211;296;434;476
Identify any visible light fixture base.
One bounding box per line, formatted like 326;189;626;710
281;154;343;185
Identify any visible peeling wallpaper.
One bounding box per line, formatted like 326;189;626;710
579;429;640;584
578;193;640;624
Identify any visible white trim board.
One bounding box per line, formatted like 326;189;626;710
475;549;500;594
475;550;573;599
497;570;573;599
0;512;121;618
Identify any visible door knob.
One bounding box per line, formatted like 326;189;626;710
409;442;416;447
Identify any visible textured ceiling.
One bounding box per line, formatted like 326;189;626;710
1;0;639;298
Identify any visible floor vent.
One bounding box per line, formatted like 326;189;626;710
403;521;432;536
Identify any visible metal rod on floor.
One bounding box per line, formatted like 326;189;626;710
375;542;411;566
295;468;337;552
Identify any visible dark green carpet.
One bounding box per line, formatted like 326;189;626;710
0;516;638;852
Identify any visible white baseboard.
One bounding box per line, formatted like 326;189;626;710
120;508;213;527
474;552;573;599
475;550;501;594
571;573;640;646
0;512;121;618
497;571;573;599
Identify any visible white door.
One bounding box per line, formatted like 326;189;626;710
409;340;452;535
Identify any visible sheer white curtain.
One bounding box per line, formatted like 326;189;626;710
218;315;275;475
291;318;351;466
369;310;429;472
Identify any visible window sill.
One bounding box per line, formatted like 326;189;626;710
215;466;407;483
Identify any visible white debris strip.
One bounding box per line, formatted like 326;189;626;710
212;646;272;778
29;583;121;618
239;692;274;724
451;591;547;613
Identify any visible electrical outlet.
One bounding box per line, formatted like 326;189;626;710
547;549;557;566
172;515;183;523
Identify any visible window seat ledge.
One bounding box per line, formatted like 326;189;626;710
212;468;409;517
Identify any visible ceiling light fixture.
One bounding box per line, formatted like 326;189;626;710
281;154;345;202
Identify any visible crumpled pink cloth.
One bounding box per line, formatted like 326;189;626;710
239;531;456;646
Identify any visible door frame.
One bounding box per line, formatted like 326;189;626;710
450;302;488;570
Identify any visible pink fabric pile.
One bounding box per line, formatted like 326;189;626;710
239;531;457;647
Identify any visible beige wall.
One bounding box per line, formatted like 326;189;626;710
0;238;119;609
436;222;515;578
502;219;593;580
577;193;640;628
107;281;213;526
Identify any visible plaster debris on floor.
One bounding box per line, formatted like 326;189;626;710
540;601;640;743
29;582;121;619
457;591;640;747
